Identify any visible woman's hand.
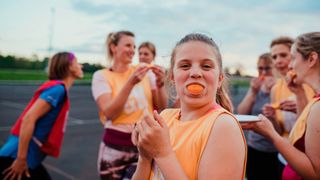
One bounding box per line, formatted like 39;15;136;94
279;100;297;113
3;158;30;180
250;77;262;94
150;65;166;88
262;76;276;93
136;111;172;159
262;104;276;118
241;114;278;140
128;66;149;86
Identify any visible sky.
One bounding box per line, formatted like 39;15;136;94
0;0;319;76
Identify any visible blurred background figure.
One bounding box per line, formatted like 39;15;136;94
237;53;281;180
0;52;83;180
242;31;320;180
262;36;315;172
91;31;167;179
138;41;168;111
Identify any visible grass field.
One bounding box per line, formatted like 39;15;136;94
0;68;250;87
0;69;92;83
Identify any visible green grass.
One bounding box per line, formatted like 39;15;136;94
0;69;92;83
0;68;250;87
230;79;250;87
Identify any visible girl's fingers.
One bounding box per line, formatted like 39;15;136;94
153;110;166;128
131;125;138;145
143;114;159;127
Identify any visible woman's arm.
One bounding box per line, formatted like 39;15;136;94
3;99;52;180
273;102;320;179
198;114;246;180
237;77;260;114
150;66;168;111
244;109;320;179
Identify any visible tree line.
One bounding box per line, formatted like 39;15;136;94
0;54;104;73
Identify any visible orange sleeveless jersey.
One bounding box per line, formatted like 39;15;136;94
289;97;320;145
150;108;247;180
272;78;315;136
98;66;153;125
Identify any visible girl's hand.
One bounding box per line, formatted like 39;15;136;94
150;65;166;88
136;111;172;159
3;159;30;180
132;122;152;161
241;114;277;140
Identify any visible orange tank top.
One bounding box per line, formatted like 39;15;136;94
98;66;153;125
289;97;320;145
150;107;247;180
272;78;315;136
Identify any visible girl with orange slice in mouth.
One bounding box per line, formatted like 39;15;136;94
242;32;320;180
132;33;246;180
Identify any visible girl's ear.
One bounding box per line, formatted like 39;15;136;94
218;74;224;89
110;44;116;55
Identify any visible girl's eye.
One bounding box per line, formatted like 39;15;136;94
202;64;212;70
179;64;190;69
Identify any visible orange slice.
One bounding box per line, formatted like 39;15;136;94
270;103;280;109
259;75;265;81
187;84;204;95
287;70;297;79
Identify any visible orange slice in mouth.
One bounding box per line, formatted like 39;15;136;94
259;75;265;81
286;70;297;84
187;84;204;95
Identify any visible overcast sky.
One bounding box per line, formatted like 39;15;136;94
0;0;319;75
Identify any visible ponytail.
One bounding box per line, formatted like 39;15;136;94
216;80;233;112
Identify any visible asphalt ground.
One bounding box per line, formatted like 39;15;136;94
0;83;247;180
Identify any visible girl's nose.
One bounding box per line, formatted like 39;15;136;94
190;67;202;78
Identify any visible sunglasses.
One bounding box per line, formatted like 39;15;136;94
258;66;272;71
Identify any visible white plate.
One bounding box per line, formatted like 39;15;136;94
234;114;260;123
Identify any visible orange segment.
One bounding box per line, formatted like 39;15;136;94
271;103;280;109
259;75;265;81
187;84;204;95
287;70;297;79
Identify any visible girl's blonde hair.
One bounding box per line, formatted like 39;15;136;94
168;33;233;112
138;41;156;58
106;30;135;62
295;32;320;60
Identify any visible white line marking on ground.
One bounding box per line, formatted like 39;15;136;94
44;163;78;180
0;100;25;110
0;117;99;132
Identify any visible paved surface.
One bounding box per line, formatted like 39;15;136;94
0;83;248;180
0;84;103;180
